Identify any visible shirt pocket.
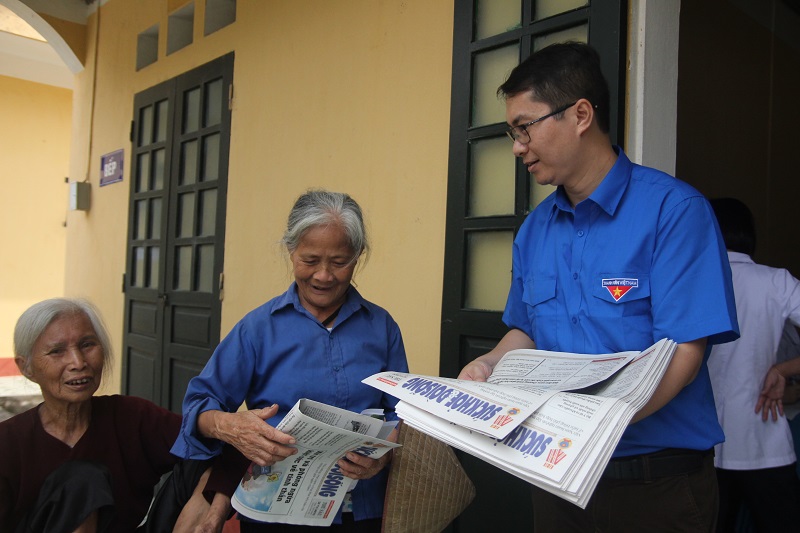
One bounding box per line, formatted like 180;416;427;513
521;276;558;350
590;273;652;351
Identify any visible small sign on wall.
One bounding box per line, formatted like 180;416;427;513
100;149;124;186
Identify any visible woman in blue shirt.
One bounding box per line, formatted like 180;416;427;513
171;189;409;532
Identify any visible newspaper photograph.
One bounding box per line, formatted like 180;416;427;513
231;399;400;526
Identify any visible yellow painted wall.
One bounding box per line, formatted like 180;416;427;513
57;0;453;393
0;75;71;360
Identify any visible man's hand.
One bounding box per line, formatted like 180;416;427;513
755;366;786;422
457;329;536;382
458;359;494;381
199;405;298;466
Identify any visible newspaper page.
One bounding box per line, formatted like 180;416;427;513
363;373;556;440
488;348;641;391
231;399;400;526
363;344;641;440
365;339;676;508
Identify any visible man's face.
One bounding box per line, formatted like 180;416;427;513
505;91;577;188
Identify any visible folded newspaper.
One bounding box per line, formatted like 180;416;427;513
363;338;676;509
231;399;400;526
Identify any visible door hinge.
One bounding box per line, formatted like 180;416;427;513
122;273;126;293
129;120;135;143
219;272;225;301
228;83;234;110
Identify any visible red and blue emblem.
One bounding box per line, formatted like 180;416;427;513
602;278;638;301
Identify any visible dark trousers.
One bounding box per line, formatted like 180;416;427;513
716;464;800;533
532;451;718;533
240;514;381;532
15;459;210;533
15;461;115;533
142;459;212;532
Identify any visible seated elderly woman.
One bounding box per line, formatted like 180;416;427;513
171;189;410;532
0;298;247;533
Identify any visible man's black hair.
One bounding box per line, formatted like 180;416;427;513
497;41;611;133
709;197;756;256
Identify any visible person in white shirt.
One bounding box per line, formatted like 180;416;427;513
708;197;800;532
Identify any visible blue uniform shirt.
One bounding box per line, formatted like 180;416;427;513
171;283;409;522
504;148;738;457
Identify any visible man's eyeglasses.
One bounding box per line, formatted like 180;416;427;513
505;101;577;144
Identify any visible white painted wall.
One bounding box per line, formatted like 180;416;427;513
626;0;681;175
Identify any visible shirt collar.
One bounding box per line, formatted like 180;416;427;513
727;250;754;264
552;146;631;217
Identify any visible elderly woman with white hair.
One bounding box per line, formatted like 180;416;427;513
0;298;246;533
171;189;410;532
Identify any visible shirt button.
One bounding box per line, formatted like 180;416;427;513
577;230;584;237
572;273;578;280
333;366;340;372
571;317;578;324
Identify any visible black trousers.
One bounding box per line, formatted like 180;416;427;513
716;464;800;533
142;459;211;533
15;461;115;533
531;451;718;533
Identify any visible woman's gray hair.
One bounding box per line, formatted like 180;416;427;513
14;298;113;379
281;189;370;263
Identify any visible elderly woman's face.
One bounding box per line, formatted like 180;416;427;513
290;223;357;321
22;312;103;405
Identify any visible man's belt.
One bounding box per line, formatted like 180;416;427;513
602;448;712;480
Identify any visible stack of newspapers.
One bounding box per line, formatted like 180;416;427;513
363;338;676;509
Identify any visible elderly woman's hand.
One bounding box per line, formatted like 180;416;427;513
173;467;231;533
337;449;392;481
336;427;397;481
199;405;298;466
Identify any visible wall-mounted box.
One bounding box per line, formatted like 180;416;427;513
69;181;91;211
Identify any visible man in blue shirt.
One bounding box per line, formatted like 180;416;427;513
458;42;738;532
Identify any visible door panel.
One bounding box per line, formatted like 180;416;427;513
442;2;626;530
124;81;172;402
123;53;233;412
159;55;232;412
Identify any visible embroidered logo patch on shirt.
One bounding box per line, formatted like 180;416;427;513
602;278;638;301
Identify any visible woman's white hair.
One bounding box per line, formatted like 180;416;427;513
14;298;113;380
281;189;370;265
